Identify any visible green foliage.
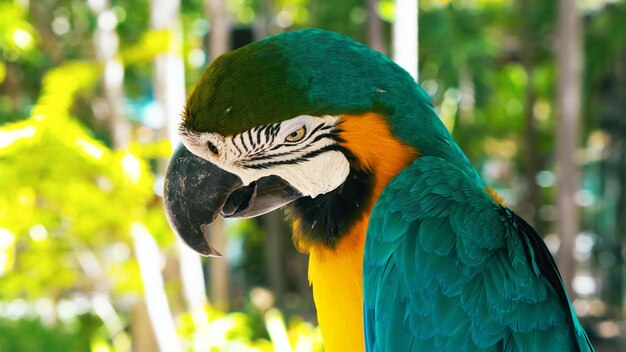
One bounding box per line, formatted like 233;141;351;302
176;305;322;352
0;1;36;61
307;0;366;41
0;61;171;299
120;29;175;65
0;316;91;352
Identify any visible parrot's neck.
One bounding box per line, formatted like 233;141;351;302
298;113;418;351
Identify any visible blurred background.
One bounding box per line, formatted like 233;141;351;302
0;0;625;351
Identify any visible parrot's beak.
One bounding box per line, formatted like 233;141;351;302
164;144;302;257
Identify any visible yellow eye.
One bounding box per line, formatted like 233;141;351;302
285;126;307;143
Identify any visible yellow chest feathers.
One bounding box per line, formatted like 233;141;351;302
299;113;418;351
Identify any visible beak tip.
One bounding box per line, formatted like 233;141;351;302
205;244;223;257
164;144;234;259
176;232;223;257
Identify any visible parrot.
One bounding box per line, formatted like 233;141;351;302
163;29;594;352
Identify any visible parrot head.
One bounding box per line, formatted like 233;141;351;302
164;29;474;256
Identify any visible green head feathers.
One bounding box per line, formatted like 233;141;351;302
184;29;481;185
184;29;420;135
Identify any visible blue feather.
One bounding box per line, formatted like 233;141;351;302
363;157;594;352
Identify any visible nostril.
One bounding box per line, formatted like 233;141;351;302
207;141;219;155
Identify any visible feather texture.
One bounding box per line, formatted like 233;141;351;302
363;156;594;352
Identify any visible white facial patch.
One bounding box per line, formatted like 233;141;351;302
180;115;350;198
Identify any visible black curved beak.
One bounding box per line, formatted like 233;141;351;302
164;144;302;257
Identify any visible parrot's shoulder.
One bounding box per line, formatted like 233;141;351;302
363;156;594;352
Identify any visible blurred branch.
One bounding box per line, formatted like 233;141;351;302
89;0;130;149
151;0;186;146
132;223;182;352
264;308;293;352
150;0;211;348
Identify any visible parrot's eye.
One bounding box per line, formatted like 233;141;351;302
285;126;307;143
207;140;219;155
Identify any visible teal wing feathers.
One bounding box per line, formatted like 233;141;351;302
363;156;594;352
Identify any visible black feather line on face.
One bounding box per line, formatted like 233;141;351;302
231;138;243;156
238;133;249;152
242;144;343;169
246;129;255;149
240;121;338;167
264;125;272;140
286;148;373;248
245;143;313;162
255;126;263;144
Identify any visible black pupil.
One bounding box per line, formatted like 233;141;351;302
207;141;218;154
290;131;298;137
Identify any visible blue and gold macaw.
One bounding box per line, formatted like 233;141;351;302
164;30;594;352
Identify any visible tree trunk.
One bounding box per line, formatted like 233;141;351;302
207;0;230;60
366;0;386;54
131;301;159;352
255;0;273;39
204;0;232;311
618;47;626;316
263;211;286;306
2;63;20;109
393;0;418;81
518;0;542;229
555;0;582;299
30;1;64;64
295;250;315;321
603;45;626;316
207;219;229;310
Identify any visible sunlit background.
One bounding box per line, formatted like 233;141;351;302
0;0;625;351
